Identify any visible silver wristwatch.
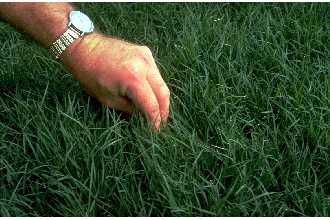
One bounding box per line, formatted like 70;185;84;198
49;11;94;59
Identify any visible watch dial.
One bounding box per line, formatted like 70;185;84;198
70;11;94;33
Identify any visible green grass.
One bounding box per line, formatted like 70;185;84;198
0;3;329;216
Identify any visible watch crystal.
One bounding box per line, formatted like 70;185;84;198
69;11;94;33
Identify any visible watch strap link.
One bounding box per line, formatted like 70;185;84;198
49;26;81;59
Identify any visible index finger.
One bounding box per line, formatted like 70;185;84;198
147;61;170;122
125;79;161;130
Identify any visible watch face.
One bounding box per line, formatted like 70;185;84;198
69;11;94;33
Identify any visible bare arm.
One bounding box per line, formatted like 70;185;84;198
0;3;74;47
0;3;170;130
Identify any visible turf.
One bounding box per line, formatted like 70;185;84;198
0;3;329;216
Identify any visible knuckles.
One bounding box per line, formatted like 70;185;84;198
122;46;153;83
137;46;153;57
123;60;146;84
133;46;153;65
160;85;171;99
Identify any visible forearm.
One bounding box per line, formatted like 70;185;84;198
0;2;103;66
0;3;74;47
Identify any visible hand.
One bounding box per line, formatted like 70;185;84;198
61;33;170;130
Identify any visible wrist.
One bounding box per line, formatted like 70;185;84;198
60;32;104;69
49;9;98;64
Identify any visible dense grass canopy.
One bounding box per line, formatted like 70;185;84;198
0;3;329;216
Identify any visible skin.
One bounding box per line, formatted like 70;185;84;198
0;3;170;130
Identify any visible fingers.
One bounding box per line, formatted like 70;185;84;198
101;96;134;114
125;79;161;130
146;61;170;122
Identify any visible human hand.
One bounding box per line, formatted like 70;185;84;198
61;33;170;130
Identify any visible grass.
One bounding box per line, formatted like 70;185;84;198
0;3;329;216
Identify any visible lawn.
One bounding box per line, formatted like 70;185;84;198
0;3;329;216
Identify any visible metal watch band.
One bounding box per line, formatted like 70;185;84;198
49;26;81;59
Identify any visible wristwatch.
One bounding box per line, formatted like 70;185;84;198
49;10;94;59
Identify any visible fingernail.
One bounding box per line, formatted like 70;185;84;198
154;115;161;131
